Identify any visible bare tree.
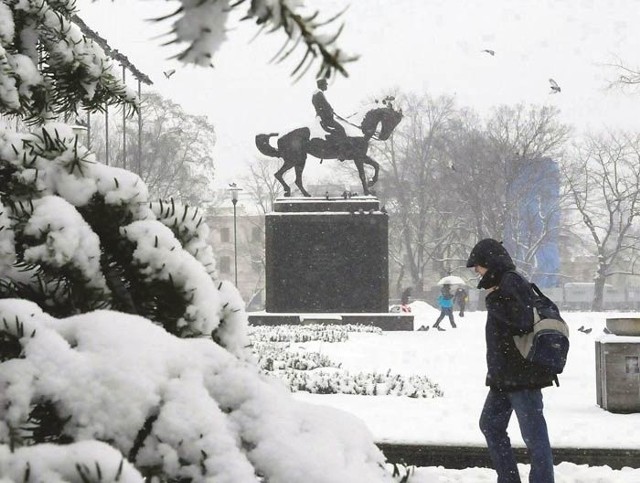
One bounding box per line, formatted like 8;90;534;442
561;131;640;310
481;104;570;281
241;157;285;214
441;109;502;243
373;93;463;295
486;104;571;163
90;92;218;207
233;157;286;309
370;96;571;293
604;57;640;89
437;104;571;283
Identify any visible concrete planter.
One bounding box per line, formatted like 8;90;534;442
596;337;640;413
606;318;640;336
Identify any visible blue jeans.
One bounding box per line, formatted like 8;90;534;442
480;388;554;483
434;308;456;328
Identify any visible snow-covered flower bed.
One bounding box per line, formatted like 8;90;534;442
282;369;444;398
250;325;444;398
254;343;339;371
250;323;381;343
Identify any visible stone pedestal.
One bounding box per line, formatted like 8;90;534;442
248;196;413;331
266;197;388;313
596;337;640;413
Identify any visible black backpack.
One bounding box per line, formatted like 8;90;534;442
513;283;570;375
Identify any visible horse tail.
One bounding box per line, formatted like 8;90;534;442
255;133;280;158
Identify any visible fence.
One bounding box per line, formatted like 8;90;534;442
473;284;640;311
406;283;640;312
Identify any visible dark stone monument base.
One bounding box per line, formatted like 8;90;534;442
248;313;414;331
266;197;388;313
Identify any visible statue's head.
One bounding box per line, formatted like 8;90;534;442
316;77;328;91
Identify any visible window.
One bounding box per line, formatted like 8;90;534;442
626;357;640;374
252;226;261;243
219;256;231;274
220;227;230;243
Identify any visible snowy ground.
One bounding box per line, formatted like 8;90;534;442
289;303;640;482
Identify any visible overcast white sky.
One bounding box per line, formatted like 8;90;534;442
76;0;640;187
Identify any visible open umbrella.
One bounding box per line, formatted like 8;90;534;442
436;275;466;286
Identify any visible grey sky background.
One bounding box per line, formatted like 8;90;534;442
77;0;640;187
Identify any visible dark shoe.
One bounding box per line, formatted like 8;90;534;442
459;313;464;317
435;326;446;332
451;325;457;328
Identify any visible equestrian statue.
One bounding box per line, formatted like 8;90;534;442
255;79;403;197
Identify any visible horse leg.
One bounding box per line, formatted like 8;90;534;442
293;160;311;197
275;162;293;197
365;155;380;187
354;159;369;195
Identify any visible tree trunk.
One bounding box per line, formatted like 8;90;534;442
592;269;607;311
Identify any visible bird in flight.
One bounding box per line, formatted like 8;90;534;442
548;78;561;93
163;69;176;79
481;49;495;56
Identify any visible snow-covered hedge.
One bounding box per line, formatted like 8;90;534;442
0;123;246;354
0;126;399;481
0;442;144;482
0;299;395;482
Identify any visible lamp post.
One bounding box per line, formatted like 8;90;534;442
228;184;242;287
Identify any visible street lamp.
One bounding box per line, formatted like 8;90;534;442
228;183;242;287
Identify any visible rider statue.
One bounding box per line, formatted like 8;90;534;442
312;77;347;142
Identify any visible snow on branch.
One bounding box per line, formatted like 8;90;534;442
161;0;357;78
0;123;253;353
0;442;144;482
1;0;137;123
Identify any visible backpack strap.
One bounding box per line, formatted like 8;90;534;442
531;283;544;298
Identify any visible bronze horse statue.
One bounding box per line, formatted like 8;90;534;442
255;104;403;197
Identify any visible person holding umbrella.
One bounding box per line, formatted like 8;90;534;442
433;284;456;331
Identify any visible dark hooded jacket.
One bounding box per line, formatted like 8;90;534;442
467;239;555;391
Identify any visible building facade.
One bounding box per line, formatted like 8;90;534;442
207;209;266;311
